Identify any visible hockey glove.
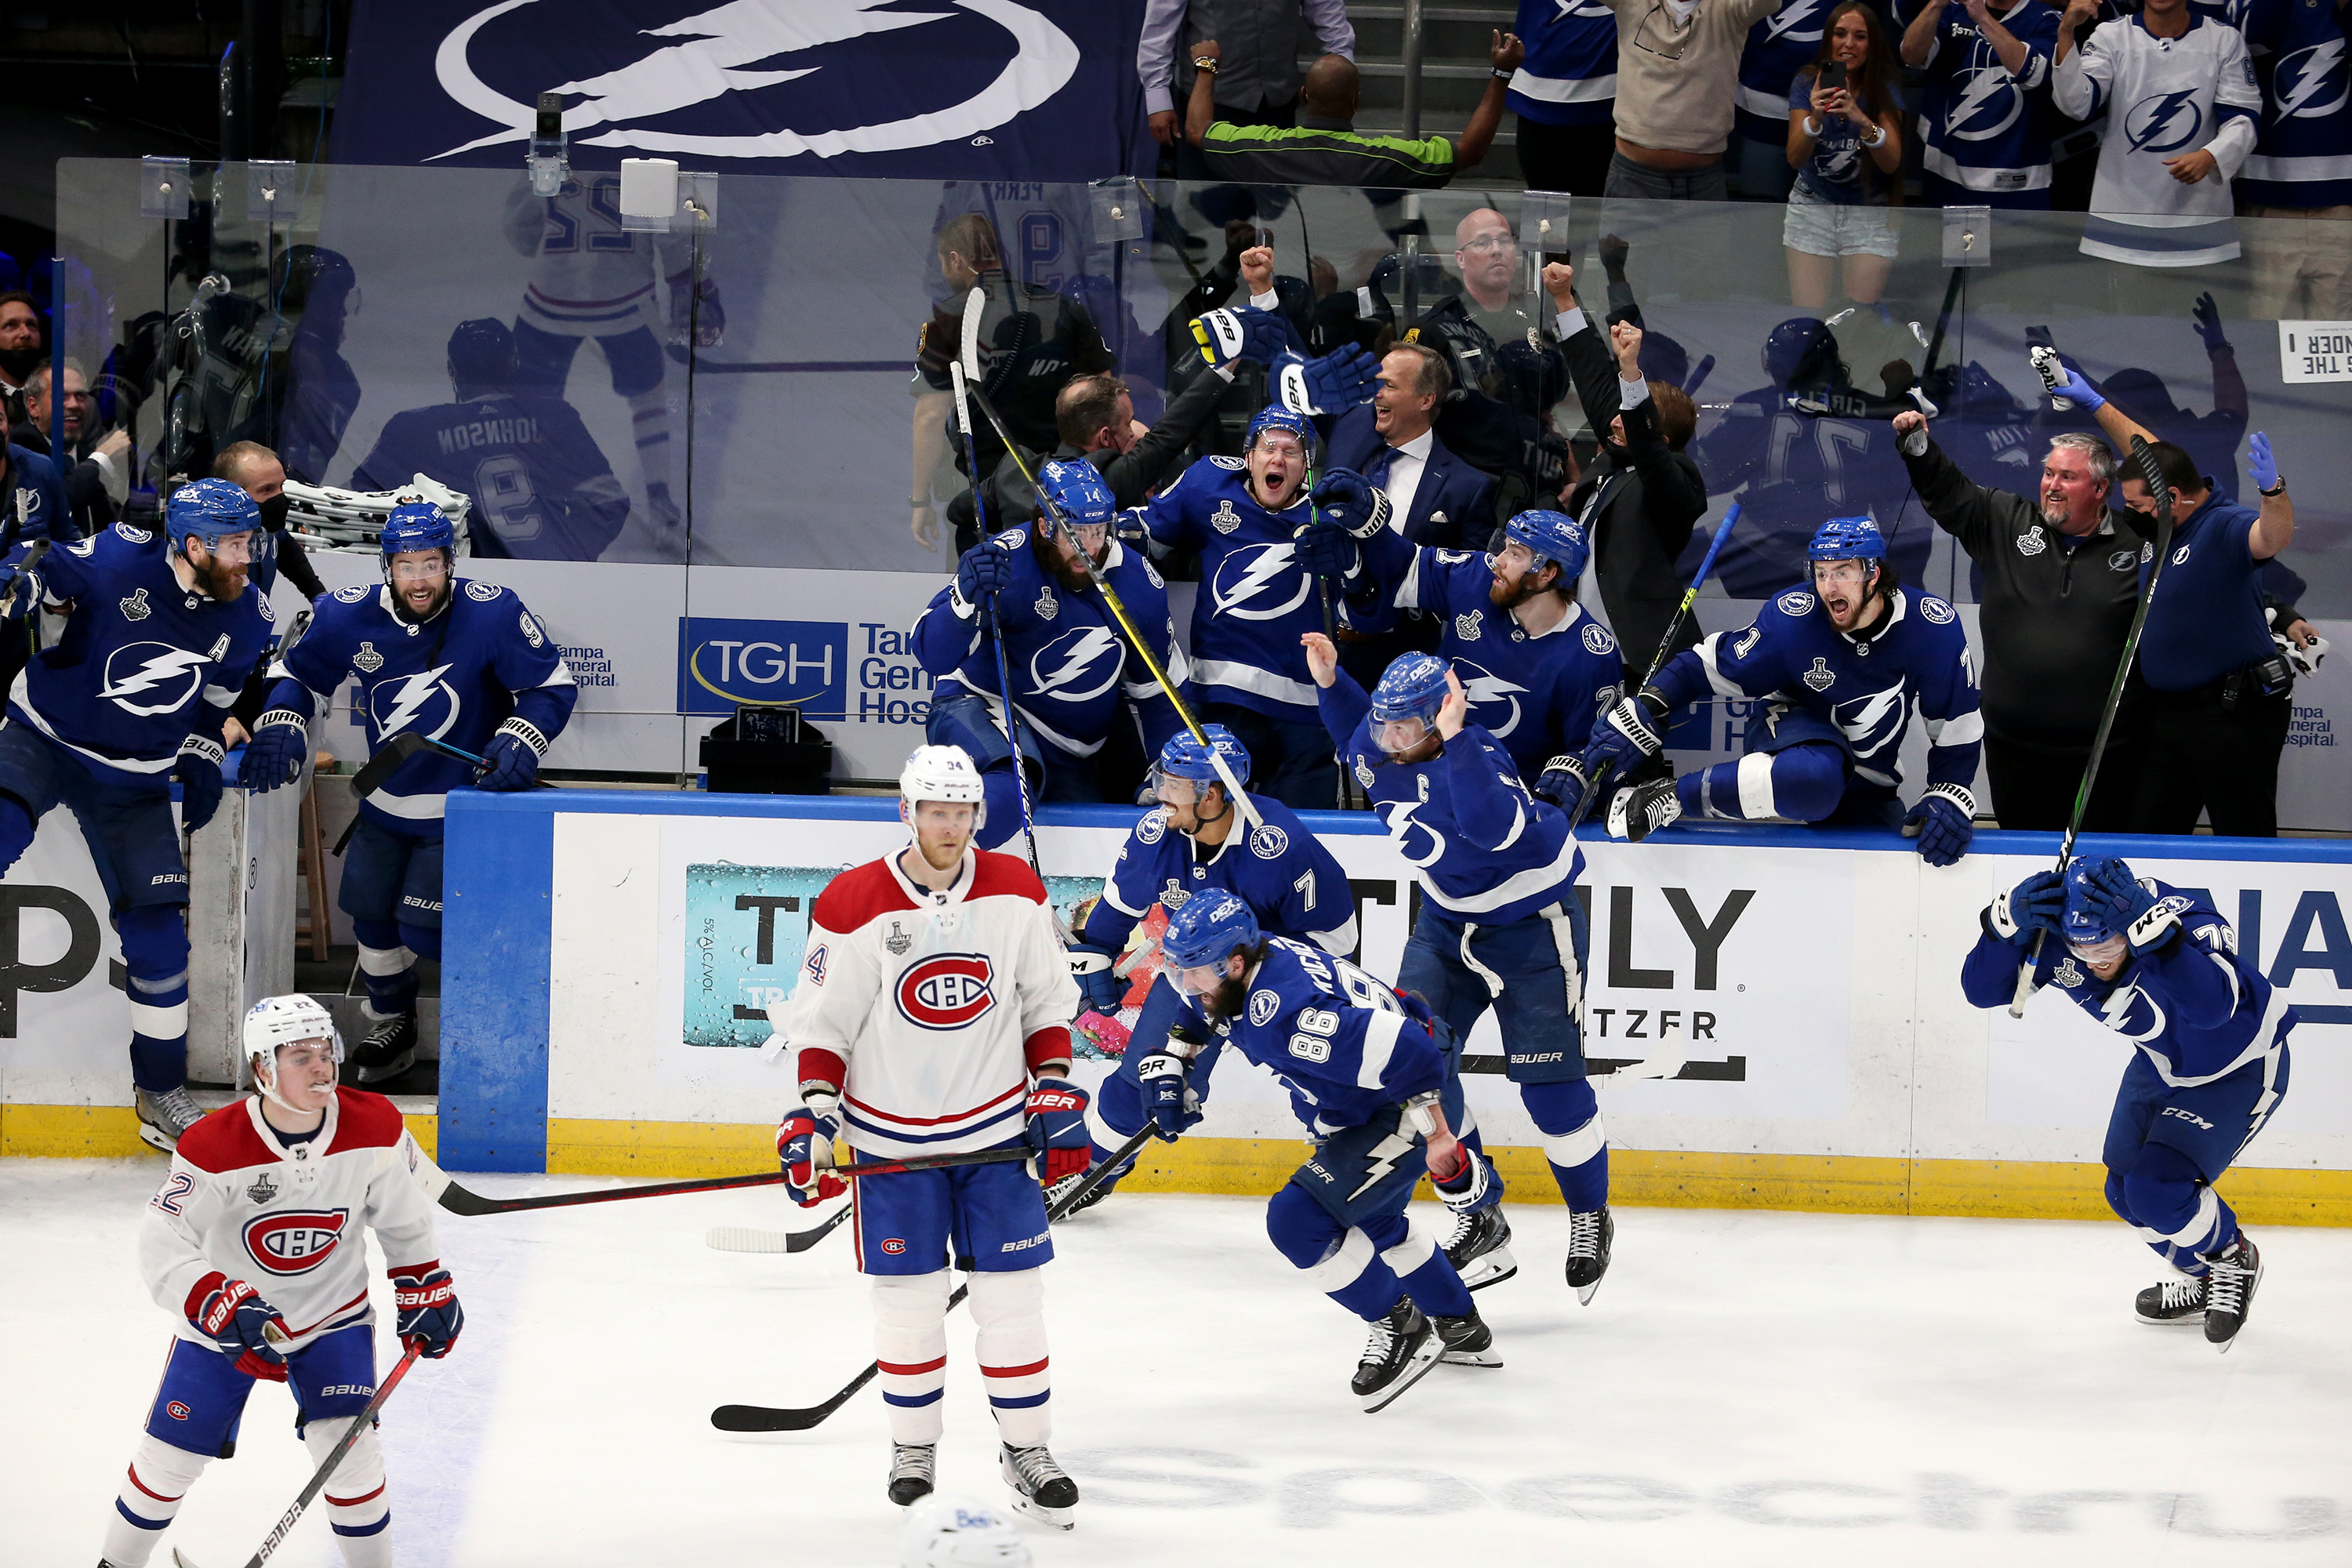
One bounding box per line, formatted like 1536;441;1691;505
1024;1079;1093;1185
2082;858;2183;957
2247;431;2278;493
1987;868;2064;946
951;539;1014;618
1189;304;1299;371
0;560;38;622
1294;518;1361;582
186;1273;291;1381
1273;346;1381;417
175;735;227;834
1900;785;1975;868
1534;753;1590;808
477;731;542;793
1068;942;1124;1013
668;267;725;349
1581;695;1665;783
240;710;310;794
1134;1051;1203;1142
389;1261;464;1359
1307;466;1392;542
778;1105;848;1208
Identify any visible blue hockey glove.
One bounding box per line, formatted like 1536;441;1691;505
1294;518;1360;581
1190;304;1300;371
240;712;309;794
2247;431;2278;493
0;559;38;622
953;538;1014;616
1580;695;1664;783
1273;346;1381;416
2082;858;2183;956
186;1273;291;1381
175;735;226;834
2051;365;2104;412
1025;1079;1092;1184
1987;868;2064;946
1308;466;1392;540
1068;943;1123;1012
777;1103;848;1207
1534;752;1591;808
477;733;540;793
2191;291;2228;354
1901;786;1974;867
1135;1049;1203;1142
389;1261;464;1359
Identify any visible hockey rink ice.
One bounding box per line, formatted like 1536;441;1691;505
9;1158;2347;1567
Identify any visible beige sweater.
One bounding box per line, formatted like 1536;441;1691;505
1604;0;1788;156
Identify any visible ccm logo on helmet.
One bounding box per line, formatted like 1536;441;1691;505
243;1209;351;1275
895;954;997;1030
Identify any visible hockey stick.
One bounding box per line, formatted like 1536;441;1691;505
2008;436;2176;1017
431;1145;1035;1218
707;1206;851;1254
170;1343;423;1568
710;1120;1161;1432
350;730;559;800
1302;463;1353;811
1565;503;1742;833
959;380;1260;833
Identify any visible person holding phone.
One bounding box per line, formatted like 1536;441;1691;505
1782;2;1906;311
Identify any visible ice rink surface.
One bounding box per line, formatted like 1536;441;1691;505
8;1156;2347;1568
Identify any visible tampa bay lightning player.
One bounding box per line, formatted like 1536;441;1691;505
913;460;1188;848
1149;890;1494;1412
1065;723;1356;1204
241;501;578;1083
1962;857;2290;1351
1583;514;1983;863
1306;636;1613;1301
0;480;270;1149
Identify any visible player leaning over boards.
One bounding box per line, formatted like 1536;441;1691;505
777;746;1089;1526
1962;858;2291;1352
0;481;270;1151
243;500;577;1085
97;996;460;1568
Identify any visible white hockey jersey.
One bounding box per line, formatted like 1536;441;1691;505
2053;13;2262;265
141;1091;440;1354
503;172;691;338
789;848;1077;1160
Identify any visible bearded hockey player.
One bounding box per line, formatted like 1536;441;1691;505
1065;724;1357;1204
242;500;578;1084
778;746;1087;1525
96;995;460;1568
1961;858;2290;1350
0;480;270;1149
913;460;1188;847
1584;514;1983;864
1149;891;1494;1411
1306;640;1611;1302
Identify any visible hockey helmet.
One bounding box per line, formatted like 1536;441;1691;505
1035;459;1115;535
1501;509;1591;583
165;477;260;554
1369;652;1452;757
1244;403;1316;459
1763;316;1842;389
242;995;343;1112
1152;724;1250;815
1161;890;1262;977
380;500;459;561
2062;856;2132;954
899;743;988;831
898;1494;1030;1568
447;318;520;387
1807;515;1886;564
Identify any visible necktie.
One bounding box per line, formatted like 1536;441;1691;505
1363;445;1401;488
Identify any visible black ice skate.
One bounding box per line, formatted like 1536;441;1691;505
1000;1442;1078;1530
1606;779;1681;843
346;1011;418;1085
1439;1206;1519;1291
2201;1233;2262;1352
1352;1300;1441;1413
1566;1206;1614;1305
1044;1167;1115;1217
134;1086;204;1151
2134;1271;2206;1326
1433;1305;1502;1369
887;1442;936;1506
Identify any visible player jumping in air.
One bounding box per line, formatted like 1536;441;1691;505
96;995;460;1568
778;745;1089;1525
1962;857;2291;1350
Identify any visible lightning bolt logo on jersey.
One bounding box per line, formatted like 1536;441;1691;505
1139;460;1330;720
2230;0;2352;208
1915;0;2060;202
1735;0;1832;142
7;523;270;782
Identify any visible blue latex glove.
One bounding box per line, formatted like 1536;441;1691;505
2053;365;2105;412
477;733;540;792
1987;868;2064;946
776;1104;848;1207
1294;519;1359;580
1190;304;1300;370
187;1275;290;1380
2247;431;2278;492
240;719;308;795
1534;752;1591;808
2192;292;2228;354
175;738;226;833
953;538;1014;613
1274;346;1381;416
1307;466;1390;539
389;1263;465;1359
1135;1048;1203;1143
1068;942;1123;1012
1024;1079;1093;1184
2083;858;2181;956
1901;789;1973;867
1579;695;1664;785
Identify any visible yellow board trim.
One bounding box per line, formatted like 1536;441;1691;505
0;1104;439;1161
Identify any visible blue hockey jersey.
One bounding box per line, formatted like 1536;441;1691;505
8;523;270;785
350;393;631;563
2233;0;2352;208
1908;0;2063;204
1961;880;2295;1086
3;443;75;547
1318;671;1584;927
1139;459;1359;723
1081;793;1358;956
912;530;1186;764
1508;0;1620;128
1736;0;1837;146
1650;583;1984;799
1690;390;1924;597
1358;535;1624;784
270;579;578;836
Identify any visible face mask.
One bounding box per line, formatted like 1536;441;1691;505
258;494;292;532
0;346;42;380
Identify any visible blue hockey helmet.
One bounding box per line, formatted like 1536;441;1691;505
447;318;519;387
1807;515;1886;564
1162;890;1262;975
164;477;260;553
1244;403;1316;458
1035;458;1115;533
1501;509;1591;583
381;500;458;559
1763;317;1840;388
2063;856;2131;950
1156;724;1250;794
1369;652;1452;757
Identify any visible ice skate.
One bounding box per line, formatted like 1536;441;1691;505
1352;1300;1440;1413
887;1442;936;1506
1566;1206;1614;1305
134;1086;204;1152
2202;1233;2262;1352
2134;1271;2205;1326
1433;1305;1501;1369
1439;1206;1518;1291
1044;1167;1112;1217
1000;1442;1077;1530
1607;779;1681;843
345;1011;417;1085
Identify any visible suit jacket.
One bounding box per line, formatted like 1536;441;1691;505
1324;406;1495;552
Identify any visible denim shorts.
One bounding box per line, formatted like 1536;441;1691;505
1783;183;1899;260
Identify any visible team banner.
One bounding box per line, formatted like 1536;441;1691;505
332;0;1154;182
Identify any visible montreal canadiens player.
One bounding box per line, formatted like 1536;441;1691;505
0;480;270;1150
913;460;1188;847
778;745;1088;1523
1962;858;2290;1349
241;500;578;1083
1305;639;1612;1301
1149;891;1496;1410
1065;724;1357;1203
1584;515;1984;863
96;995;460;1568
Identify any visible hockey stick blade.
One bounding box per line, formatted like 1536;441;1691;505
706;1206;852;1254
349;731;429;800
437;1147;1033;1217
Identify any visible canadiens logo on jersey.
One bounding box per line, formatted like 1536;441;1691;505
98;642;211;717
895;953;997;1030
242;1208;350;1275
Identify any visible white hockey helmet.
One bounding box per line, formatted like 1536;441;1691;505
898;1494;1030;1568
899;743;988;830
243;995;343;1111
